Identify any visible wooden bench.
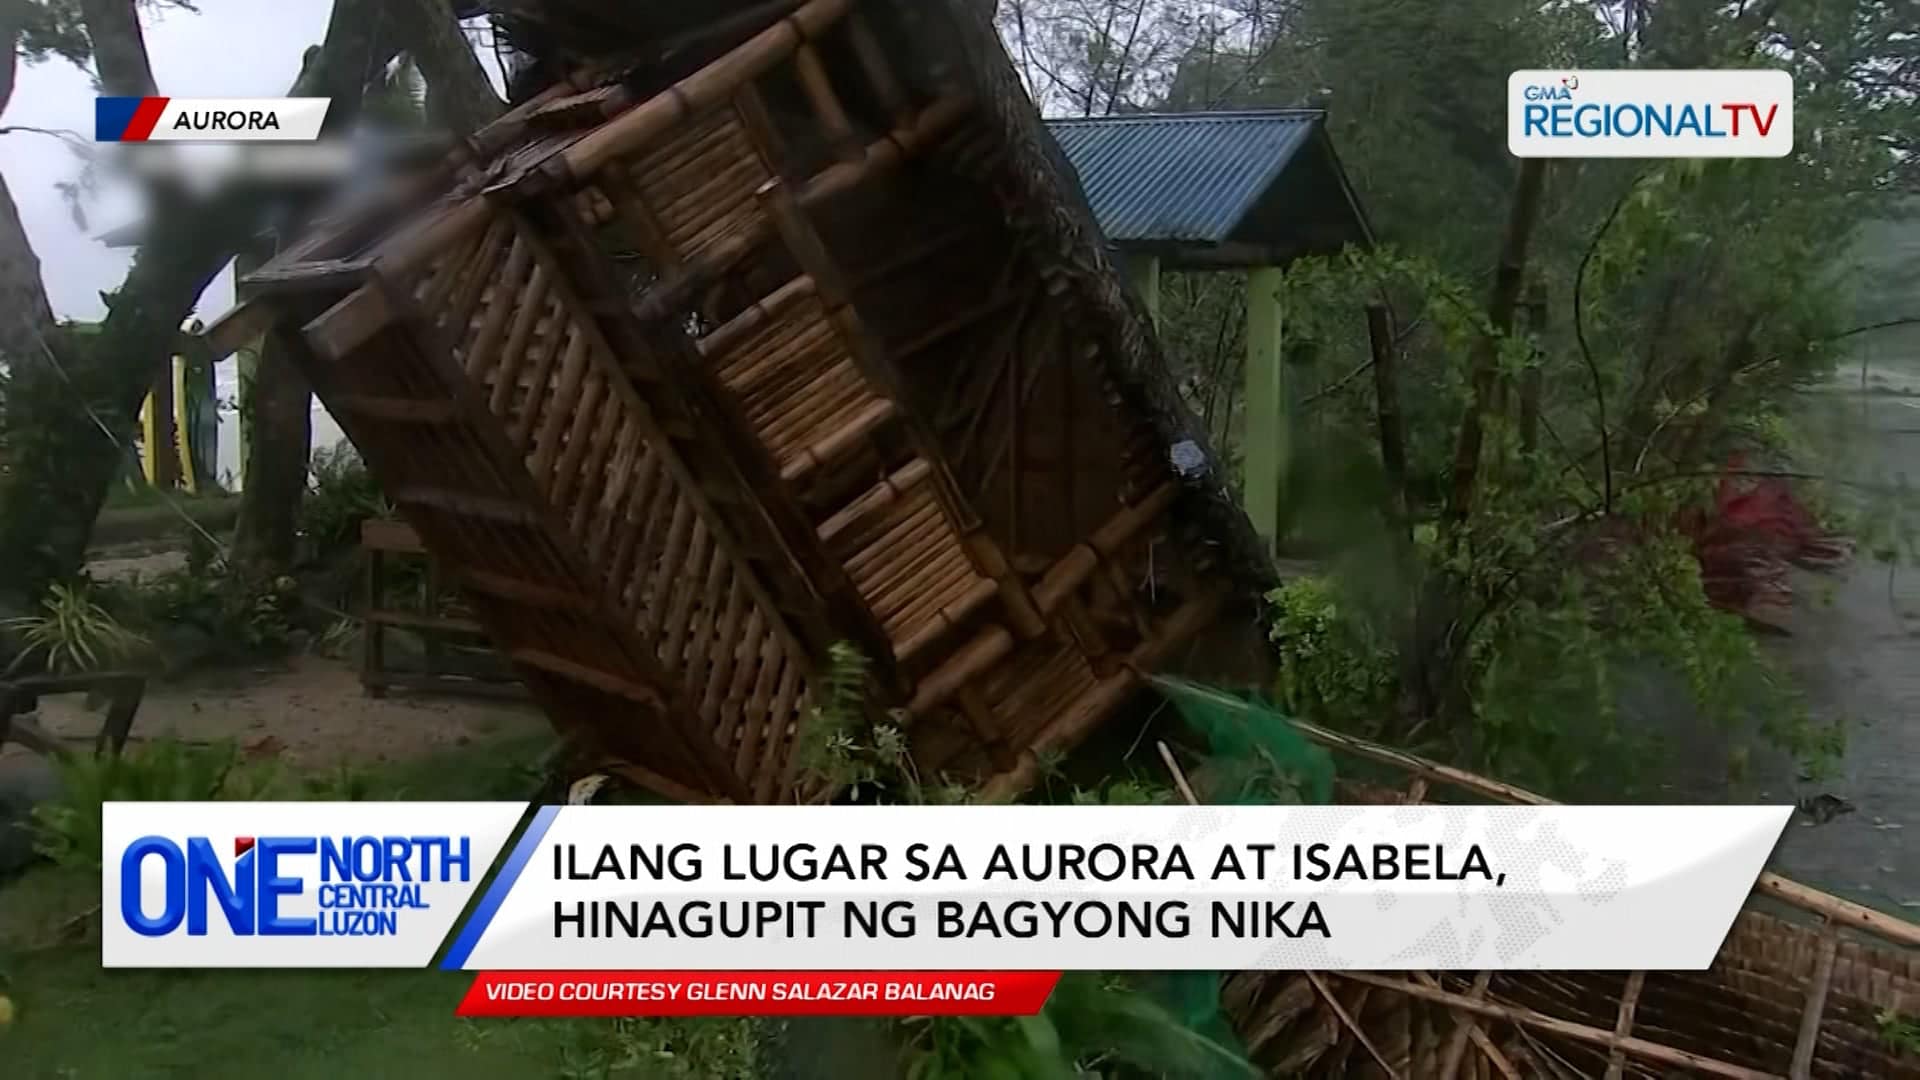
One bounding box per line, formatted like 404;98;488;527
360;517;524;699
0;672;147;757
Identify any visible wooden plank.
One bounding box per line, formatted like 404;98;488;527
304;285;397;364
333;395;459;424
458;568;595;615
364;608;487;636
395;486;541;525
361;517;424;552
508;648;668;709
201;297;277;359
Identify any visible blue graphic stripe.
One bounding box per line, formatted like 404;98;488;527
440;805;558;970
95;97;142;141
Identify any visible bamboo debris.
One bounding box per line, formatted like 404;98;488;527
1292;716;1920;947
1335;973;1779;1080
1602;971;1645;1080
1789;925;1840;1080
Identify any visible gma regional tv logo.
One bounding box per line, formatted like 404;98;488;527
103;803;524;968
1508;69;1792;158
96;97;330;142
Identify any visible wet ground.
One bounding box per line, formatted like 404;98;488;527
1755;364;1920;917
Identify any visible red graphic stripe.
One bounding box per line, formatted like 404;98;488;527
124;97;170;141
456;971;1062;1018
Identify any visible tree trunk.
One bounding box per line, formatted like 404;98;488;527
392;0;504;137
229;241;312;578
231;0;485;579
232;327;313;578
0;12;53;368
76;0;158;95
0;0;392;602
0;172;53;372
1446;158;1548;522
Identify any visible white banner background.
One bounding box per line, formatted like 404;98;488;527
148;98;330;141
456;805;1790;971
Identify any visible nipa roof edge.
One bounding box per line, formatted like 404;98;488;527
1045;109;1374;256
905;0;1285;598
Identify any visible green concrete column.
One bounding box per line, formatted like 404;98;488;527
1244;267;1285;553
1124;251;1161;328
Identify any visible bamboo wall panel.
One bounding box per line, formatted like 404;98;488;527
236;0;1226;802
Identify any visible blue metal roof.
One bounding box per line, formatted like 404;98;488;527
1045;110;1326;244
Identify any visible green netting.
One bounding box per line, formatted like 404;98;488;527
1124;679;1343;1075
1149;676;1337;806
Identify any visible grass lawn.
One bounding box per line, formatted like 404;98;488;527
0;734;760;1080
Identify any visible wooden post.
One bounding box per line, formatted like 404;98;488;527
1123;251;1160;328
1244;266;1286;553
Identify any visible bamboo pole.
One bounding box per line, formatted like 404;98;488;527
1333;972;1778;1080
978;588;1227;802
1307;971;1402;1079
1602;971;1646;1080
1418;973;1520;1080
846;12;910;123
792;42;860;162
555;0;856;184
1788;924;1839;1080
1288;717;1920;948
1156;740;1199;807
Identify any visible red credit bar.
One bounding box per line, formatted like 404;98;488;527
457;971;1061;1017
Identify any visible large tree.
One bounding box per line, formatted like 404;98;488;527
0;0;505;599
230;0;504;579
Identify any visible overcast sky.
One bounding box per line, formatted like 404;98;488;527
4;1;343;323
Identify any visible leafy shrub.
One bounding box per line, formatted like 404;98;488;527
32;739;275;869
556;1016;763;1079
1;582;151;675
301;441;389;559
902;972;1256;1079
1266;577;1397;735
100;563;299;670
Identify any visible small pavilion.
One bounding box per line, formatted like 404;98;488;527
1046;109;1373;549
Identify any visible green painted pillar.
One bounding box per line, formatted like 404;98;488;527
1123;251;1161;328
1244;267;1286;553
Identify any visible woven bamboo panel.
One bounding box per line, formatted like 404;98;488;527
626;105;772;264
235;0;1228;803
267;201;812;801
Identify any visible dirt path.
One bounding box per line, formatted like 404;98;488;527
5;655;550;771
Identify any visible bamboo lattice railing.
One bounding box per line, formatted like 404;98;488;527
228;0;1224;805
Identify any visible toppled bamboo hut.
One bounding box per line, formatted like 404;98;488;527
221;0;1278;803
216;0;1920;1074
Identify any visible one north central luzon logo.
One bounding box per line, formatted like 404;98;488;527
1519;76;1780;139
119;834;471;937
